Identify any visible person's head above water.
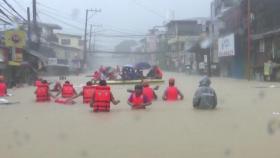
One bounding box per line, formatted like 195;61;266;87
86;81;93;86
169;78;175;86
142;80;149;87
0;75;4;82
99;80;107;86
134;84;143;96
199;76;211;87
42;80;48;84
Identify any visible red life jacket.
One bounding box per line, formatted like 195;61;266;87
166;86;179;101
131;93;145;109
0;82;7;97
62;84;75;98
83;86;96;104
36;83;50;102
143;87;154;102
35;80;41;87
93;86;111;112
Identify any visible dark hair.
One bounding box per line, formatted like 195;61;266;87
42;80;48;84
65;81;70;84
99;80;107;86
86;81;93;86
135;84;143;90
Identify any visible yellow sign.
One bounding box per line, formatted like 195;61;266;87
4;30;26;48
8;61;21;66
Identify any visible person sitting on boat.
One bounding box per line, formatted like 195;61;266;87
92;71;101;81
0;76;8;97
193;76;217;109
162;78;184;101
128;84;151;109
135;69;144;79
90;80;120;112
147;65;163;79
71;81;96;104
121;67;135;80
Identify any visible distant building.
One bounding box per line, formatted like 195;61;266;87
165;18;208;72
210;0;245;78
251;0;280;81
51;33;83;71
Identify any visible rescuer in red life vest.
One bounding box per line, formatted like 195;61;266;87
90;80;120;112
35;78;42;87
128;84;151;109
71;81;96;104
162;78;184;101
56;81;77;98
127;80;158;102
142;81;157;102
34;80;53;102
0;76;8;97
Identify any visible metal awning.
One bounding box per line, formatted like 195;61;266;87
252;28;280;40
28;50;48;64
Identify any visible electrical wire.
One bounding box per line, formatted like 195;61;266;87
1;0;26;21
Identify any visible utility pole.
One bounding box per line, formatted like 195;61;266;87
88;24;93;52
89;24;102;53
27;7;31;45
32;0;40;47
83;9;101;71
247;0;251;80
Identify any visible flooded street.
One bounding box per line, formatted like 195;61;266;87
0;72;280;158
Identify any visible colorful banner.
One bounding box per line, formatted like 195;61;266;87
4;30;26;48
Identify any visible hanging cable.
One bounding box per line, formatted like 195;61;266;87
2;0;26;21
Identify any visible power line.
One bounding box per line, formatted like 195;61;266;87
0;8;13;22
0;3;18;20
130;0;165;19
38;10;83;31
1;0;26;21
10;0;26;13
0;16;11;24
37;4;84;24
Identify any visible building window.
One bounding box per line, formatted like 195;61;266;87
259;40;265;53
61;39;71;45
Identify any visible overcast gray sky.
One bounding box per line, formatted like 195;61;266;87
12;0;212;50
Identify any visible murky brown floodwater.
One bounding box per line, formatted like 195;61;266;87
0;72;280;158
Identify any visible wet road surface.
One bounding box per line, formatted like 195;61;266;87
0;72;280;158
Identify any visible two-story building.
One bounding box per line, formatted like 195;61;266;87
51;33;83;72
210;0;245;78
165;19;208;72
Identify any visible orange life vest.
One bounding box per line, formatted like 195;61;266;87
36;83;50;102
0;82;7;97
166;86;179;101
83;86;96;104
93;86;111;112
35;80;41;87
143;87;154;102
62;84;75;98
131;93;145;109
